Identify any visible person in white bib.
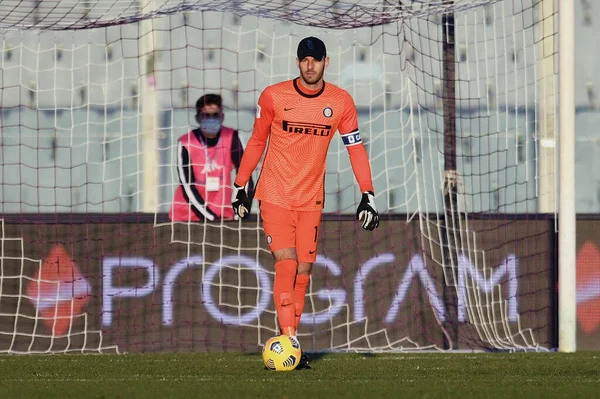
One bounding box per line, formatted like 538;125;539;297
170;94;254;221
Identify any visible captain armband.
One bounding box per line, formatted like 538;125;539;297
340;130;362;147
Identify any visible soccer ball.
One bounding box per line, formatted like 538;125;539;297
262;335;301;371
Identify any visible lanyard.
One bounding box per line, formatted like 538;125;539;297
203;139;212;169
199;133;213;173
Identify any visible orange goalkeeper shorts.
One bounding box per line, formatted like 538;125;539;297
259;201;322;263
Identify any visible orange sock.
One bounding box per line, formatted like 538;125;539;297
273;259;297;335
294;274;310;330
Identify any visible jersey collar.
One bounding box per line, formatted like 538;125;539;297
194;128;221;147
293;77;326;98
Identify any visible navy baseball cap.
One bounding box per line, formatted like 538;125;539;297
297;37;327;61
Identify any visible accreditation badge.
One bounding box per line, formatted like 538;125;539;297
206;176;220;192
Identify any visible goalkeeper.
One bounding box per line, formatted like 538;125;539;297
232;37;378;368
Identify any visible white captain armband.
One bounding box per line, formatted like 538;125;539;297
340;130;362;147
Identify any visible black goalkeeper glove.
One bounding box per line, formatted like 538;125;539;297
232;183;251;219
356;191;379;231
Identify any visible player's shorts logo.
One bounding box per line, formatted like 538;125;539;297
282;120;332;136
323;106;333;118
267;235;272;244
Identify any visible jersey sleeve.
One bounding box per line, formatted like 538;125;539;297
176;139;216;221
338;91;359;135
339;92;374;194
234;87;274;187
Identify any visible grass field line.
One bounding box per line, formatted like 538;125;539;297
1;354;598;363
161;354;600;362
4;377;600;384
1;377;429;383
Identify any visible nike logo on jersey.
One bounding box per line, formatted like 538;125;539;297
309;250;316;254
284;107;295;111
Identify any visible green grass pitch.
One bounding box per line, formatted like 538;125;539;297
0;352;598;398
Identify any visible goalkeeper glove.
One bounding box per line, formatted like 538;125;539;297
356;191;379;231
232;183;251;219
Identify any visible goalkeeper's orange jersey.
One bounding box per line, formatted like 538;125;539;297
235;78;374;211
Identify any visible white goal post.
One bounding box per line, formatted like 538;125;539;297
557;0;576;353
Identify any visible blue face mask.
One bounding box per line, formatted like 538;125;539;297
199;118;221;135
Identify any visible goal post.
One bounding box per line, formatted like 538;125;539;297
558;0;576;353
140;0;161;213
0;0;578;354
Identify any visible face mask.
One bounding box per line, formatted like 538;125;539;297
199;118;221;135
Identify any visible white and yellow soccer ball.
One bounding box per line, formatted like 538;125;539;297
262;335;301;371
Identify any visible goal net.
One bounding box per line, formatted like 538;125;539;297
0;0;558;353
